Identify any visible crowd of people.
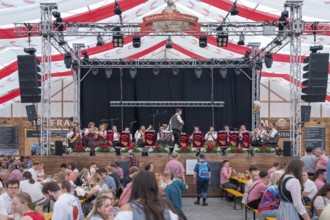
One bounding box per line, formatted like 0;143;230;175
0;145;330;220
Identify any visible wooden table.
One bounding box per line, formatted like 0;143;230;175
43;212;53;220
230;176;249;185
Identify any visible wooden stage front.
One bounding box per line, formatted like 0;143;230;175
33;154;294;197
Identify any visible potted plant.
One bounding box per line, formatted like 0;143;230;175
254;145;276;157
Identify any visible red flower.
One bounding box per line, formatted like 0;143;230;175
155;145;161;150
75;145;83;150
261;145;267;149
182;146;189;151
207;145;214;151
236;148;242;153
101;145;108;149
128;145;134;150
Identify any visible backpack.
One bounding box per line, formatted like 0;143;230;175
198;162;210;179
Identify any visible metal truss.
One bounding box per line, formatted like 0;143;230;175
253;33;291;59
286;0;304;157
110;101;224;107
80;58;252;69
39;3;57;156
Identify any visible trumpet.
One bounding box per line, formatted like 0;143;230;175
141;125;153;142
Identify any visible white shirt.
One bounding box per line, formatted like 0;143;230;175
268;128;278;138
314;196;330;211
52;193;81;220
242;179;254;204
28;167;38;180
204;132;217;141
114;210;178;220
113;132;119;142
0;192;13;216
134;130;142;142
320;204;330;220
303;179;318;199
19;180;45;204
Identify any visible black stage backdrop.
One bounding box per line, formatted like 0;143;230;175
81;68;252;133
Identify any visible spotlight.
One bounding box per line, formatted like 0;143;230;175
64;53;72;69
53;11;63;32
130;68;137;79
244;50;251;60
278;10;289;31
113;26;124;47
172;68;179;76
195;68;202;78
133;35;141;48
234;68;241;75
92;68;99;76
153;68;160;76
96;33;104;46
216;32;228;47
72;60;78;72
199;35;207;48
220;68;227;79
256;60;263;71
81;51;89;61
114;0;122;16
310;45;323;53
105;68;112;79
264;52;273;68
237;32;245;45
166;36;172;49
52;11;61;18
23;47;36;55
230;1;239;16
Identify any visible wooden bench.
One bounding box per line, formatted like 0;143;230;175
245;205;259;220
220;185;243;210
264;217;276;220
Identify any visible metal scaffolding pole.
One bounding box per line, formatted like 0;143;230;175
39;3;57;156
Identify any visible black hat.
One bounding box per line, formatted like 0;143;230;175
199;153;205;159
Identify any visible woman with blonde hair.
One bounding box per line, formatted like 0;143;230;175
86;173;109;199
12;192;45;220
87;195;113;220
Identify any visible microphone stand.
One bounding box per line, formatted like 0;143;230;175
148;110;167;130
101;118;120;129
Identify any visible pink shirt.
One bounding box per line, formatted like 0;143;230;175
220;167;230;185
267;167;277;177
164;159;185;178
314;178;325;191
316;155;329;171
117;167;124;180
119;182;132;206
247;180;267;202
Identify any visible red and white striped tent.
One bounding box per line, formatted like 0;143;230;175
0;0;329;118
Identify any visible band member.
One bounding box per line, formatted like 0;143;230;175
168;108;184;154
135;125;148;156
251;123;266;146
112;125;120;156
264;122;278;142
84;122;98;156
124;127;133;144
66;125;82;149
190;126;202;156
239;124;247;139
204;126;217;147
157;125;174;152
221;125;231;156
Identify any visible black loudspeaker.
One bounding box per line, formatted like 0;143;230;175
25;105;37;121
283;141;292;156
17;55;41;103
55;141;63;156
301;106;311;122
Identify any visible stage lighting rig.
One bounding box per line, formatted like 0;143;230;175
172;68;179;76
23;47;36;55
52;11;64;32
133;35;141;48
244;50;251;60
92;68;99;76
113;26;124;47
278;10;289;31
105;68;112;79
96;33;104;46
130;68;137;79
195;69;203;78
256;60;263;71
237;32;245;45
81;51;89;61
166;36;173;49
310;45;323;53
153;68;160;76
234;68;241;75
199;35;207;48
114;0;122;16
230;1;239;16
216;32;228;47
264;52;273;68
220;68;227;79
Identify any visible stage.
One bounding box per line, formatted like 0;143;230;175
33;154;294;197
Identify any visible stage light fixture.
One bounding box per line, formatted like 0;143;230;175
199;35;207;48
264;52;273;68
81;51;89;61
220;68;227;79
278;10;289;31
96;33;104;46
92;68;99;76
230;1;239;16
153;68;160;76
130;68;137;79
166;36;173;49
105;68;112;79
310;45;323;53
244;50;251;60
64;53;72;69
256;60;263;71
234;68;241;75
133;35;141;48
216;32;228;47
114;0;122;16
23;47;36;55
195;68;203;79
113;26;124;47
237;32;245;45
172;68;179;76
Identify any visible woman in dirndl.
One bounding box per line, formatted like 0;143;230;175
276;159;310;220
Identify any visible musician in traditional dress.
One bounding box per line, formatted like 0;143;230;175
190;126;203;156
264;122;278;142
251;123;266;147
84;122;98;156
134;125;147;156
157;125;174;153
168;108;184;154
221;125;231;155
124;127;133;142
204;126;217;147
112;125;120;156
98;123;108;146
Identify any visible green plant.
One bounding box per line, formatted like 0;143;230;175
96;145;112;152
226;147;245;153
152;145;168;153
254;145;275;153
72;145;86;152
177;146;194;153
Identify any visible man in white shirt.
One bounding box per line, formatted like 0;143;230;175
264;123;278;140
27;161;40;181
42;182;80;220
0;179;20;220
302;171;317;201
204;126;217;147
169;108;184;154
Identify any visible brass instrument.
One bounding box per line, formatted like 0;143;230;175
141;125;153;143
70;136;79;143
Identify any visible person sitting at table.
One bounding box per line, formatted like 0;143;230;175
247;170;269;209
311;183;330;218
314;169;327;191
258;173;280;217
59;180;84;220
242;170;260;205
220;160;237;201
86;173;109;200
37;163;46;180
86;195;114;220
12;192;45;220
302;171;318;205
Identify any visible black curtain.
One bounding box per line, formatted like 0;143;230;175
81;68;252;133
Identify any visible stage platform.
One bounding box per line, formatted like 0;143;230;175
33;154;294;197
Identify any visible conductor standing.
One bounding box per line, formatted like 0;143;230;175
169;108;184;154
